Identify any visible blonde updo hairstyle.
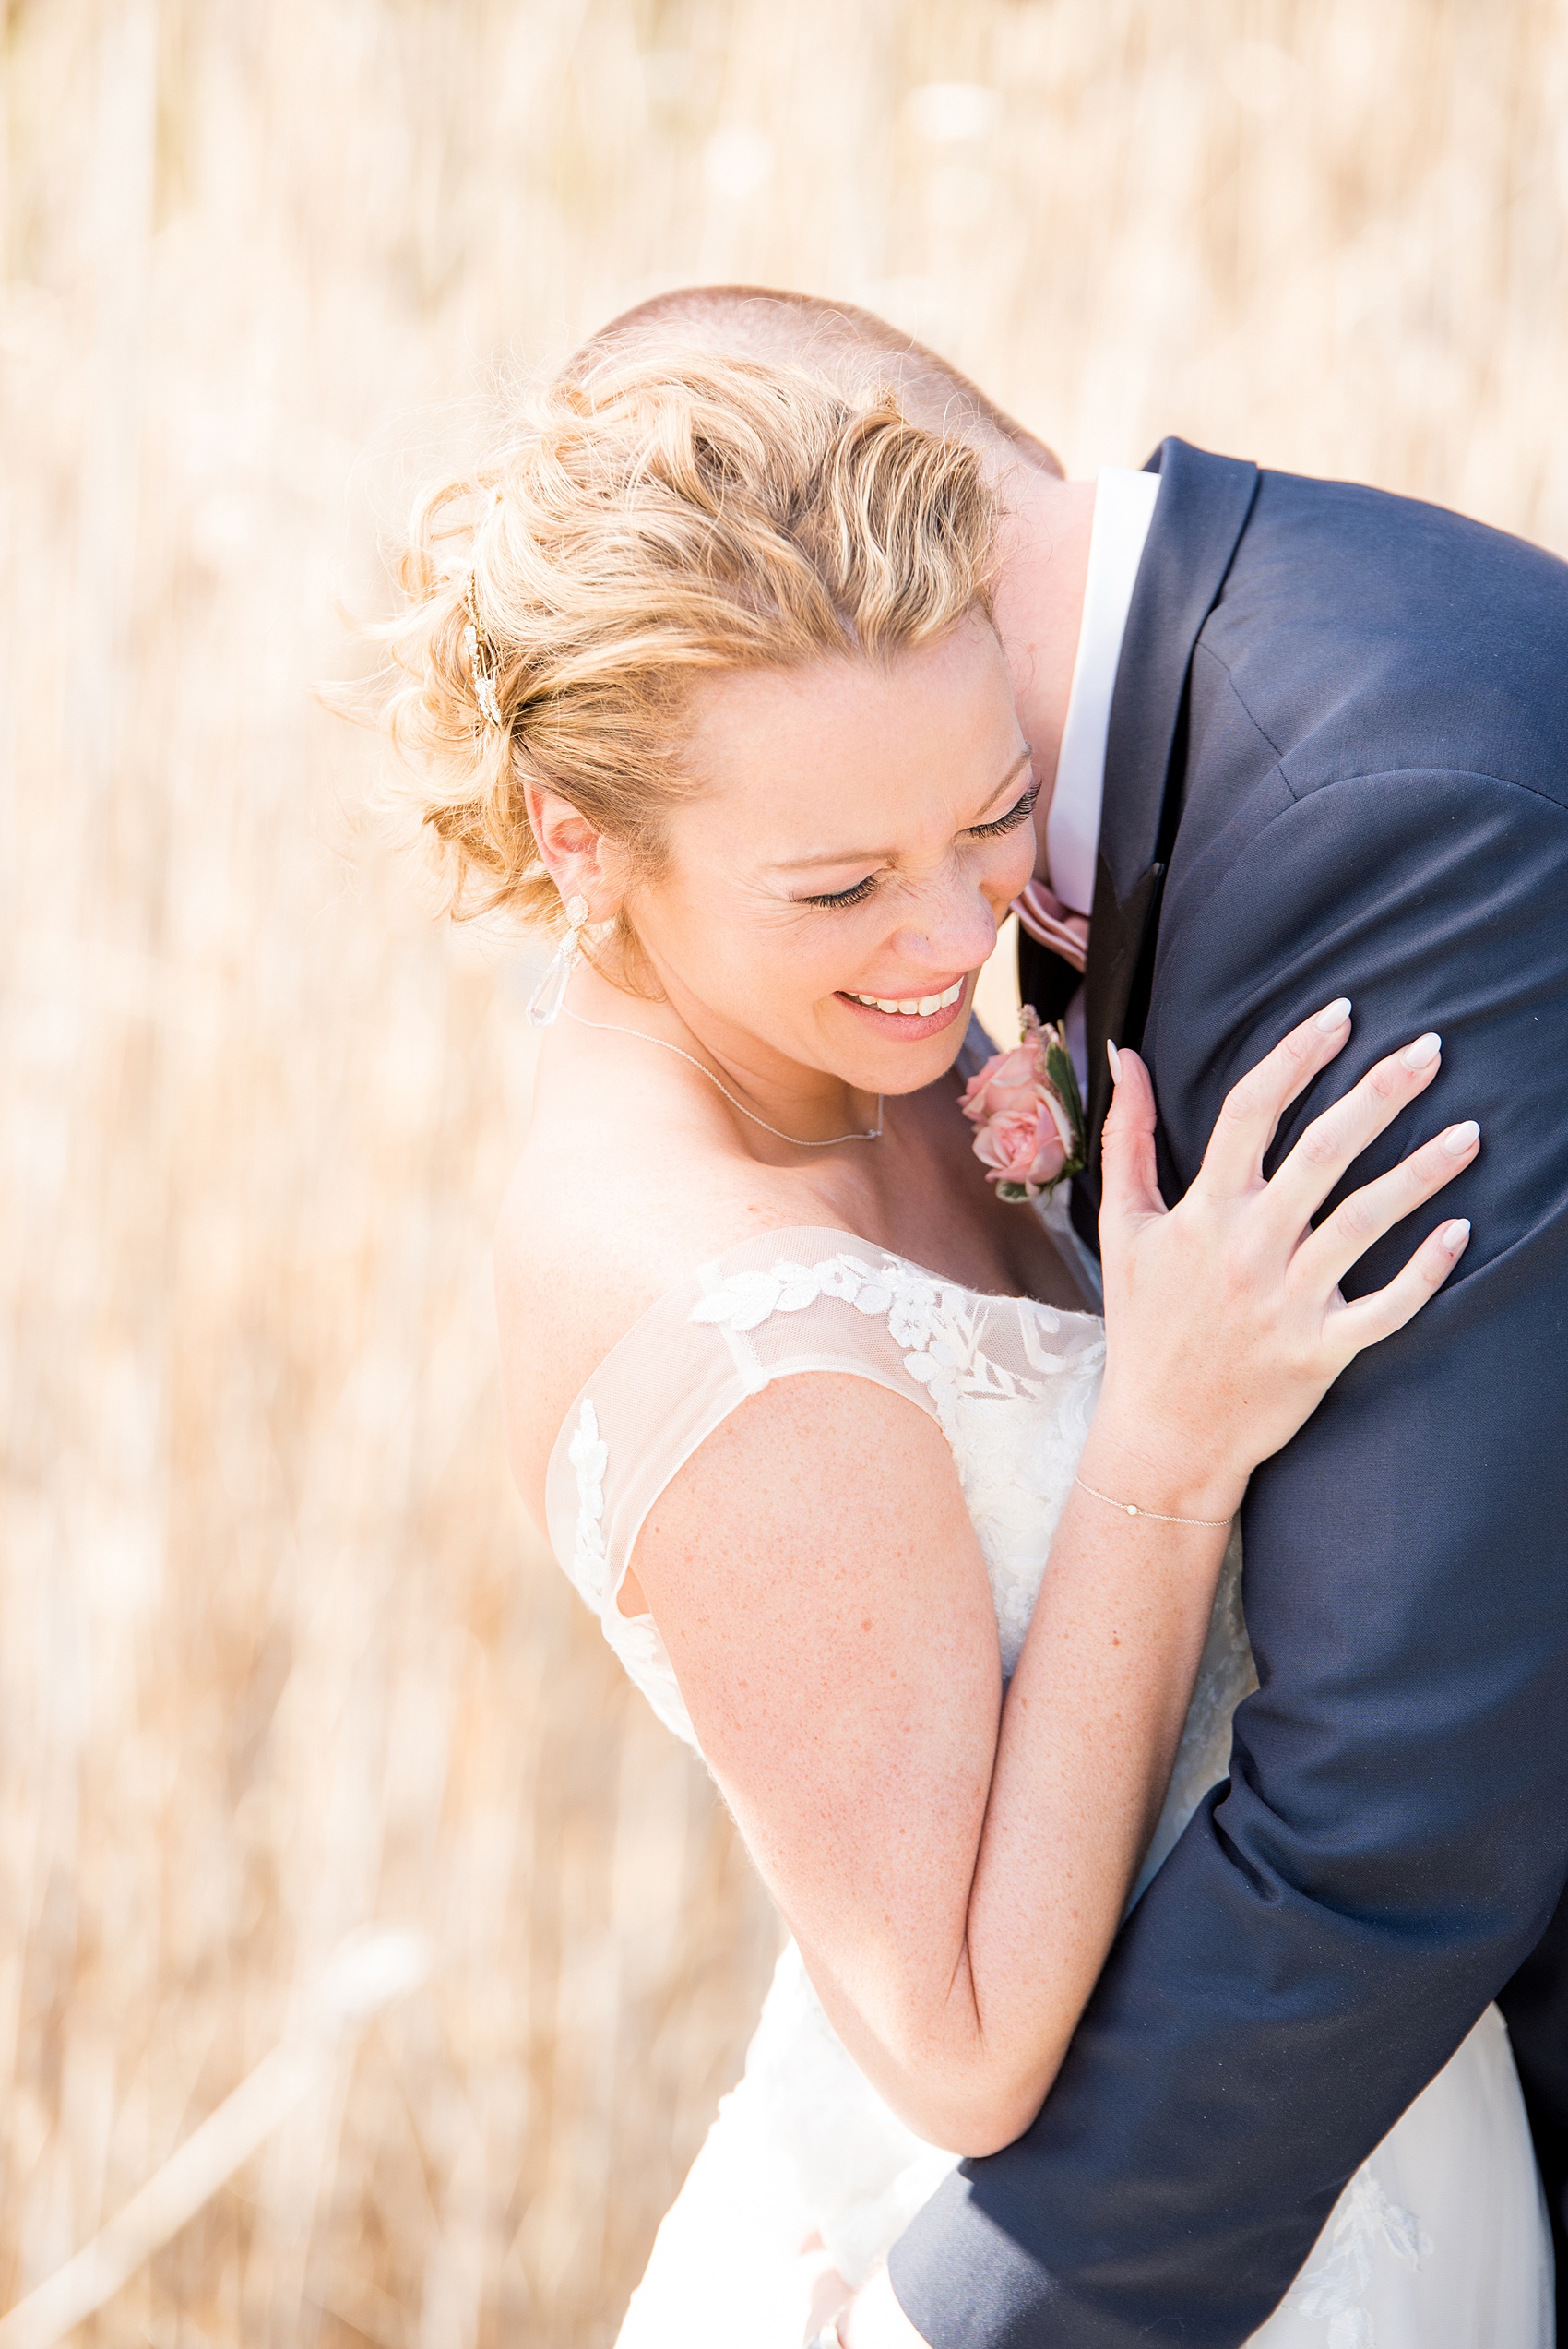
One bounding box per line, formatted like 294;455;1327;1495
379;353;1001;967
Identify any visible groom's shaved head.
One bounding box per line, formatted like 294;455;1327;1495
561;285;1064;478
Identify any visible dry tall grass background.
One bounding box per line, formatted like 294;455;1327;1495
5;3;1568;2343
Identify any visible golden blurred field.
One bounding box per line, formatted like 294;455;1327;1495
5;3;1568;2343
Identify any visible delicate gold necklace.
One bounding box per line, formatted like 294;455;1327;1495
563;1009;883;1147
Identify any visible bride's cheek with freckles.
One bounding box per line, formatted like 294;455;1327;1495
999;817;1039;897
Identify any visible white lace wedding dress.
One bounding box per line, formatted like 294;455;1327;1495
543;1206;1550;2348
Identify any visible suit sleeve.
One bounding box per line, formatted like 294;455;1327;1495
889;767;1568;2346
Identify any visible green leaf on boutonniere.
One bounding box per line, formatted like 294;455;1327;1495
1039;1021;1087;1179
1016;1005;1087;1187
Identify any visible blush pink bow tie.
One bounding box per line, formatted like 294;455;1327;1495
1011;878;1089;974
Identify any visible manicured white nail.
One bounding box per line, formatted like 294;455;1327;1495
1314;997;1352;1031
1402;1031;1442;1069
1441;1218;1471;1250
1440;1120;1479;1157
1107;1039;1122;1081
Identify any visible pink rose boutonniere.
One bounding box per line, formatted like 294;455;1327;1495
959;1006;1087;1203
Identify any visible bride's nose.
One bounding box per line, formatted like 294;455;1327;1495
889;866;1001;975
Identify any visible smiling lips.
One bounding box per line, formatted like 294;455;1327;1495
845;976;967;1018
834;974;971;1039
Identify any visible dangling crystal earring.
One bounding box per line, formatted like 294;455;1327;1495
526;893;589;1028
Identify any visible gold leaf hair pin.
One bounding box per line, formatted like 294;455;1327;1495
462;573;504;730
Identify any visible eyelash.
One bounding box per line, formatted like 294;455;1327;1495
800;873;881;911
971;779;1041;839
797;780;1040;911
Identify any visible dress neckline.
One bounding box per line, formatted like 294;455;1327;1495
544;1221;1103;1504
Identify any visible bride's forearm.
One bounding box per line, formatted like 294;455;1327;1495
811;1415;1235;2157
970;1431;1233;2103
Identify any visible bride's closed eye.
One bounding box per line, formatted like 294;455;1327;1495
799;871;882;911
794;781;1040;912
967;777;1040;841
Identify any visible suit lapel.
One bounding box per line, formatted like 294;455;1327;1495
1069;439;1259;1242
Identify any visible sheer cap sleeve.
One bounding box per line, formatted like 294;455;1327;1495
543;1225;1103;1746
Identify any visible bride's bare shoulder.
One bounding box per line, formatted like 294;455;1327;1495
493;1098;817;1519
495;1122;802;1327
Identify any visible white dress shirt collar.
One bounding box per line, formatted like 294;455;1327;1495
1043;465;1162;918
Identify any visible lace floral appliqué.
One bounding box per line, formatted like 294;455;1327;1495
689;1250;1095;1436
1287;2163;1433;2348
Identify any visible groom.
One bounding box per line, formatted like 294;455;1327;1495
564;289;1568;2344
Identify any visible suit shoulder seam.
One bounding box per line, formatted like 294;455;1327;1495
1190;641;1567;817
1192;637;1289;769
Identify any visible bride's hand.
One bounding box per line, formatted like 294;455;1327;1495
1087;1001;1478;1524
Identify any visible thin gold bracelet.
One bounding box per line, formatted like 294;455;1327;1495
1074;1474;1232;1530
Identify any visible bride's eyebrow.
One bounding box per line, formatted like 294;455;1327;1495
771;748;1034;873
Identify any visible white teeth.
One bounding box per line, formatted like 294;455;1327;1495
849;978;967;1016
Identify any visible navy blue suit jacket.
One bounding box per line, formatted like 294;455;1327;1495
888;440;1568;2344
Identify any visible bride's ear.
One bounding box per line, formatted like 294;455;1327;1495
525;781;628;926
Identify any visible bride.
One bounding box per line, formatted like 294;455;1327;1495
376;354;1548;2346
